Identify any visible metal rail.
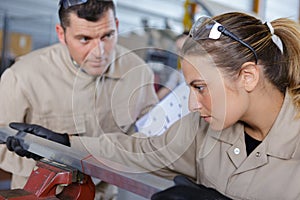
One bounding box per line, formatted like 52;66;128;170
0;127;173;198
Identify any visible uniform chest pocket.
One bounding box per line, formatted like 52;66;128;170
40;114;87;135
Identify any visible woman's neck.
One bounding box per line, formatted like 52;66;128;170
242;88;284;141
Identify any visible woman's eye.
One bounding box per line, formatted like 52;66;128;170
195;85;206;93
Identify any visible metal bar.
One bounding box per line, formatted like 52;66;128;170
0;127;173;198
252;0;266;20
1;13;9;75
117;2;182;23
252;0;260;14
0;127;16;142
299;0;300;23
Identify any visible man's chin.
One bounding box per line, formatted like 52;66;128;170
83;66;108;76
86;70;104;77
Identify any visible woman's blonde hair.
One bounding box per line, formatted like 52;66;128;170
182;12;300;116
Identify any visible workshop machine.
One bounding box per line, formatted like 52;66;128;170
0;127;173;200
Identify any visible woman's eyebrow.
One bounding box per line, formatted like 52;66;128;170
189;80;206;86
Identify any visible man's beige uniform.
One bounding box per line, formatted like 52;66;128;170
0;43;158;196
72;93;300;200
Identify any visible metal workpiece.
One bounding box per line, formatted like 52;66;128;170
0;127;17;143
0;127;173;198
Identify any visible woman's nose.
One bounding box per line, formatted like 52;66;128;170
188;89;202;112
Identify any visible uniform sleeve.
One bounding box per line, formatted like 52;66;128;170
0;68;36;177
71;113;200;180
0;68;31;125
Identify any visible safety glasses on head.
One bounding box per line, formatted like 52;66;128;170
59;0;87;9
189;16;258;64
59;0;112;9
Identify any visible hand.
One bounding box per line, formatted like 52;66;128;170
6;123;71;160
9;122;70;146
6;131;42;160
151;175;231;200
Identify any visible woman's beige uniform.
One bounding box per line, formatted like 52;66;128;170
0;43;158;190
72;93;300;200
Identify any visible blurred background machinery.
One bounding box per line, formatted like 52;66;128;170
1;0;299;75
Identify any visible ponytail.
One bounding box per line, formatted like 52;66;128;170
272;18;300;116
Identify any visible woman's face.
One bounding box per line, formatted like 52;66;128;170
182;55;249;130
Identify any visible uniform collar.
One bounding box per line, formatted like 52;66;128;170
209;92;300;159
264;92;300;159
102;45;124;80
102;53;122;80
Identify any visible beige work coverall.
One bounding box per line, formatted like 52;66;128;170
72;93;300;200
0;43;158;199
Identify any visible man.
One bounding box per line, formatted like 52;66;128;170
0;0;158;199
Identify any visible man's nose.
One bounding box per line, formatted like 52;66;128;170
92;39;104;56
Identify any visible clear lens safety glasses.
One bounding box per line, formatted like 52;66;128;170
59;0;88;9
59;0;112;9
189;16;258;64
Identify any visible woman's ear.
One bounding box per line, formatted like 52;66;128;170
239;62;260;92
56;24;66;45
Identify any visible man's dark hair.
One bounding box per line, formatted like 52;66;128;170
58;0;116;29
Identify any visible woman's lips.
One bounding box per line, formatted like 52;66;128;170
201;115;211;123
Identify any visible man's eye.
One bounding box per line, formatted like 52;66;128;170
107;33;113;38
79;37;89;43
102;32;114;40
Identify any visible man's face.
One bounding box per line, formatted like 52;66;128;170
56;9;119;76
